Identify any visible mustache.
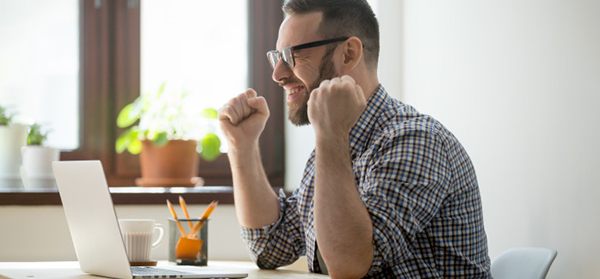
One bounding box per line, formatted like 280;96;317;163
277;77;304;88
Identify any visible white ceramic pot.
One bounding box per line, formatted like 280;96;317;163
20;145;60;190
0;124;28;189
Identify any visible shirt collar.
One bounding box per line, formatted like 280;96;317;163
349;83;389;158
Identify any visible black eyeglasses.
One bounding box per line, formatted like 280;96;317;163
266;37;349;70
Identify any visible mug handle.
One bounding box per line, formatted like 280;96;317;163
152;223;165;249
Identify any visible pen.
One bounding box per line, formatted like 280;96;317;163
179;196;194;230
166;199;187;236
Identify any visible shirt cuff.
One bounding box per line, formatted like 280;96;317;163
240;189;287;250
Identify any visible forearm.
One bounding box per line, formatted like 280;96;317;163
228;142;280;228
314;136;374;278
218;89;278;228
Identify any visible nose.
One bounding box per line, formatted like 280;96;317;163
272;59;292;83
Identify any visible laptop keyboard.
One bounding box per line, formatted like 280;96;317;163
131;266;198;278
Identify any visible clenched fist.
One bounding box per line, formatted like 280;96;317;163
218;89;270;149
307;75;367;139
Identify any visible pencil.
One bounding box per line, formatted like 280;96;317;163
188;200;218;237
166;199;187;236
201;200;218;219
179;196;194;230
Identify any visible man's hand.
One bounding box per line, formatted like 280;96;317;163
309;76;374;278
307;75;367;139
217;89;279;228
218;89;270;150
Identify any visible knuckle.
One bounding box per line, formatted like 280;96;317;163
245;88;257;98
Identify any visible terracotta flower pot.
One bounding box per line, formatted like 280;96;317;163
135;139;202;187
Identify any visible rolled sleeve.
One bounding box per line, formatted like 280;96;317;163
240;189;306;269
360;182;411;276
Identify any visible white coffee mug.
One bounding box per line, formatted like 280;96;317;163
118;219;165;262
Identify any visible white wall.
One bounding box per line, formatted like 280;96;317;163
400;1;600;278
0;204;250;262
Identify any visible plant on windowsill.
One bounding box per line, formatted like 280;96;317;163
115;82;222;187
0;105;29;189
21;123;60;190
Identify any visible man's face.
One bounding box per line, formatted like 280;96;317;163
272;12;340;126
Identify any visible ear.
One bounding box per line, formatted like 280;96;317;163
338;36;363;74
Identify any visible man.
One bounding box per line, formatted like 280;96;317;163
218;0;491;278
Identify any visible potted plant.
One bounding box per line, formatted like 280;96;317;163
0;105;28;189
115;82;222;187
20;123;60;190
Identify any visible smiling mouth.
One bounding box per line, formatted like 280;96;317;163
285;85;305;95
288;88;302;95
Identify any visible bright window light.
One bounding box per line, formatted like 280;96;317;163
0;0;79;150
141;0;248;116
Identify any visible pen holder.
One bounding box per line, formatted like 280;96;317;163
168;218;208;266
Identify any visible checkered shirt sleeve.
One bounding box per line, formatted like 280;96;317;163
240;188;306;269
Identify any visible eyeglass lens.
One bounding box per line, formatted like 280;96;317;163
267;37;349;70
267;48;293;70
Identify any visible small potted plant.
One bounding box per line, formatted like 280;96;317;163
115;82;222;187
0;105;29;189
21;123;60;190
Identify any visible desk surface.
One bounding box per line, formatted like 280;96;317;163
0;261;329;279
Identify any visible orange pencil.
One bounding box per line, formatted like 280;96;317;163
179;196;194;230
166;199;187;236
201;200;218;219
188;200;218;237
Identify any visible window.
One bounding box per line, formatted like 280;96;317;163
141;1;248;112
140;1;250;153
0;0;79;150
3;0;285;187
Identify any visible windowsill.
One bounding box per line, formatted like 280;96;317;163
0;186;246;206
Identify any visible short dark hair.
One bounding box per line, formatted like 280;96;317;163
283;0;380;68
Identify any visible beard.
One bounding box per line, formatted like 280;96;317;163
287;49;338;126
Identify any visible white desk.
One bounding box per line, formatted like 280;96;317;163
0;261;330;279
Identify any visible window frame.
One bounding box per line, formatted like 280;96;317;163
59;0;285;187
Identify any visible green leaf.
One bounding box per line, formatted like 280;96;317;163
127;138;142;155
153;132;169;147
129;96;145;120
116;129;140;153
115;132;130;153
0;105;11;125
156;82;166;98
0;105;16;126
117;103;139;128
199;133;221;161
200;108;218;119
27;123;47;146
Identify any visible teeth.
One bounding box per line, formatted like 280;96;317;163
288;87;302;95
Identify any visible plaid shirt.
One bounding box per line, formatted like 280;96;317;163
241;85;491;278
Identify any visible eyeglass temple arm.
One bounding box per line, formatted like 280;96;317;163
291;37;350;51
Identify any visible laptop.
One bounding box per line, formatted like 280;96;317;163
53;160;248;279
